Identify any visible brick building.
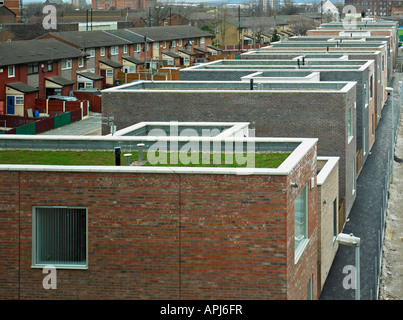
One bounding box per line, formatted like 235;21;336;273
181;59;376;175
0;137;323;300
38;31;132;88
0;39;88;116
101;80;357;219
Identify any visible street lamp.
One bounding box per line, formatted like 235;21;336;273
336;232;361;300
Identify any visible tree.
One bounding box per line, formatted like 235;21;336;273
288;15;318;36
279;0;299;15
245;17;275;45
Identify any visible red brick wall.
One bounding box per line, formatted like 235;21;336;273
0;156;317;299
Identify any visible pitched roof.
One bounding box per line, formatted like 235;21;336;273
45;76;75;86
104;29;150;44
0;38;87;67
178;48;196;56
99;59;122;68
46;30;131;48
162;51;181;58
6;82;39;93
77;71;104;81
127;25;211;42
122;56;144;65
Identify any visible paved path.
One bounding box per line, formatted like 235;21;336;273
320;71;403;300
39;112;103;136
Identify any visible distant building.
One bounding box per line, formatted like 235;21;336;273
91;0;152;11
320;0;340;21
0;0;20;22
0;5;16;24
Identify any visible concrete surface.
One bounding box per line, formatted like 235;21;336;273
39;112;103;136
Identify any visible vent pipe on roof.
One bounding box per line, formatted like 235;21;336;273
250;78;254;91
137;143;145;162
302;57;305;65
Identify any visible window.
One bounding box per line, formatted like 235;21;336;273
294;184;308;262
172;40;176;48
87;48;95;57
123;44;128;54
163;41;166;49
61;59;72;70
32;207;87;268
111;46;119;55
333;199;338;242
8;65;15;78
153;42;159;50
47;61;53;72
100;47;105;56
370;75;373;99
106;69;113;77
135;44;141;52
348;104;353;142
352;159;356;194
84;82;93;89
178;39;182;47
200;37;205;45
364;81;369;106
15;95;24;105
78;57;84;68
27;62;39;75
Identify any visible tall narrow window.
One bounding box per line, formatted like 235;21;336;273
307;277;313;300
348;104;353;142
352;159;356;195
33;207;87;268
8;65;15;78
295;184;308;262
333;198;338;242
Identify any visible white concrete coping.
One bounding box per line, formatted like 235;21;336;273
317;156;340;185
109;121;250;138
0;137;319;176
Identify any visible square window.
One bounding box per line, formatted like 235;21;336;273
106;69;113;77
15;95;24;105
32;207;87;268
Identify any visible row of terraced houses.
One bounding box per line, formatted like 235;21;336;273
0;25;213;117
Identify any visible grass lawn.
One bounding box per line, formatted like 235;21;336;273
0;150;290;168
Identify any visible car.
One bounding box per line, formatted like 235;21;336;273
47;95;79;102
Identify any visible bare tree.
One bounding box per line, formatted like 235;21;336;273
245;16;275;44
288;15;318;36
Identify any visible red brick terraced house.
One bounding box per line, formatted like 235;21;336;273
38;30;133;88
0;38;88;117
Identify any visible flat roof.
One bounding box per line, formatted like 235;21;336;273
0;136;318;176
102;80;356;93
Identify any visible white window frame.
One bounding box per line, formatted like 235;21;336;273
163;41;167;49
111;46;119;55
78;57;84;68
352;159;356;195
123;44;128;54
87;48;95;58
178;39;182;47
135;44;141;52
106;69;114;77
294;184;309;264
171;40;176;48
100;47;105;56
61;59;72;70
8;65;15;78
15;95;24;105
32;206;88;270
84;81;93;89
348;104;354;143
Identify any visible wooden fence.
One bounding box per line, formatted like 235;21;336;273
117;68;181;84
35;99;89;119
